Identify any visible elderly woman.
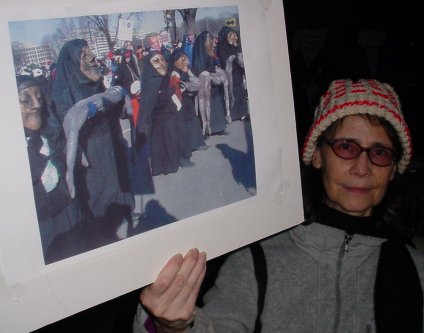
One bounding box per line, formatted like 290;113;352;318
134;79;424;333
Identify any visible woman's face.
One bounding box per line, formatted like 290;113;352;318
312;115;397;217
19;85;43;131
174;54;189;73
80;46;101;81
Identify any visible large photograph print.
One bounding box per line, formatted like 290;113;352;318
1;1;302;331
9;6;255;264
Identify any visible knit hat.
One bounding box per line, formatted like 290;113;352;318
302;79;412;173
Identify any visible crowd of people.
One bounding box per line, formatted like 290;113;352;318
14;26;250;262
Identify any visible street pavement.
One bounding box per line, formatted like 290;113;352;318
121;118;257;236
45;118;256;262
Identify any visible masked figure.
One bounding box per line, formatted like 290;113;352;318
217;26;249;122
137;51;187;176
168;48;207;153
51;39;134;219
17;76;80;259
192;31;231;137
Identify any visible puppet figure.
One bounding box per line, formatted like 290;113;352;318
51;39;134;219
192;31;231;137
17;76;80;257
217;26;249;122
63;86;131;198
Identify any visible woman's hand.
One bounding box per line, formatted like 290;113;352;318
140;248;207;333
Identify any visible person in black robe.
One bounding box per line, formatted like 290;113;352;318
51;39;134;219
191;31;228;135
217;26;249;122
17;76;81;260
114;49;141;163
168;48;208;153
137;51;186;176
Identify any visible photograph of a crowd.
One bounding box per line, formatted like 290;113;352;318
9;5;255;264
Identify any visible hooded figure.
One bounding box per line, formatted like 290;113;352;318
192;31;228;135
137;51;185;176
52;39;104;121
217;26;249;121
51;39;134;219
136;51;165;137
168;48;207;152
17;76;80;260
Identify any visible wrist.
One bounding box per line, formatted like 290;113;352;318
152;311;196;333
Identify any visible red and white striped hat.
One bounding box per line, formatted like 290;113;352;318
301;79;413;173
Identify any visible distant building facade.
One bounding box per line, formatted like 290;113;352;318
15;42;53;67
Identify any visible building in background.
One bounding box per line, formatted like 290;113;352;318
13;42;53;67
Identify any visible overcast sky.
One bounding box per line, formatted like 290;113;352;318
9;6;238;44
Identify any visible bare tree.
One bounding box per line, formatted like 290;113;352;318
55;17;78;41
163;10;177;42
177;8;197;34
85;12;141;51
85;15;117;51
11;41;24;68
41;34;62;61
197;16;227;35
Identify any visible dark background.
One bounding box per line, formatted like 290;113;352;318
284;0;423;164
32;0;424;331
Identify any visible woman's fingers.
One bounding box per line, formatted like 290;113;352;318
183;254;207;313
140;249;207;322
140;252;184;313
142;253;183;299
164;250;207;318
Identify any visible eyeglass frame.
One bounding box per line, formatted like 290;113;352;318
322;138;398;167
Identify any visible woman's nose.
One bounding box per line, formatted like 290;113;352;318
351;151;372;176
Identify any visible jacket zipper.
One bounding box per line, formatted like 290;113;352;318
343;234;353;254
334;233;353;332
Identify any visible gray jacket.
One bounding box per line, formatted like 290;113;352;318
134;222;424;332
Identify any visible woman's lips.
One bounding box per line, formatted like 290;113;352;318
344;186;371;194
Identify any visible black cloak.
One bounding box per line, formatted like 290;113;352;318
191;31;216;76
51;39;104;122
17;77;80;259
217;26;241;65
136;51;164;137
51;39;133;218
191;31;227;134
168;49;206;151
217;26;248;121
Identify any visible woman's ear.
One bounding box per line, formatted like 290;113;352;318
311;148;322;169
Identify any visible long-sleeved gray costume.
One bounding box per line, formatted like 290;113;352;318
133;222;424;333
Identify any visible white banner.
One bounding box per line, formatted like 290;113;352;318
118;18;133;41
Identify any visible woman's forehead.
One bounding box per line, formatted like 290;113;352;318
330;115;393;144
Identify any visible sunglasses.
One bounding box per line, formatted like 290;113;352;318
323;139;397;167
